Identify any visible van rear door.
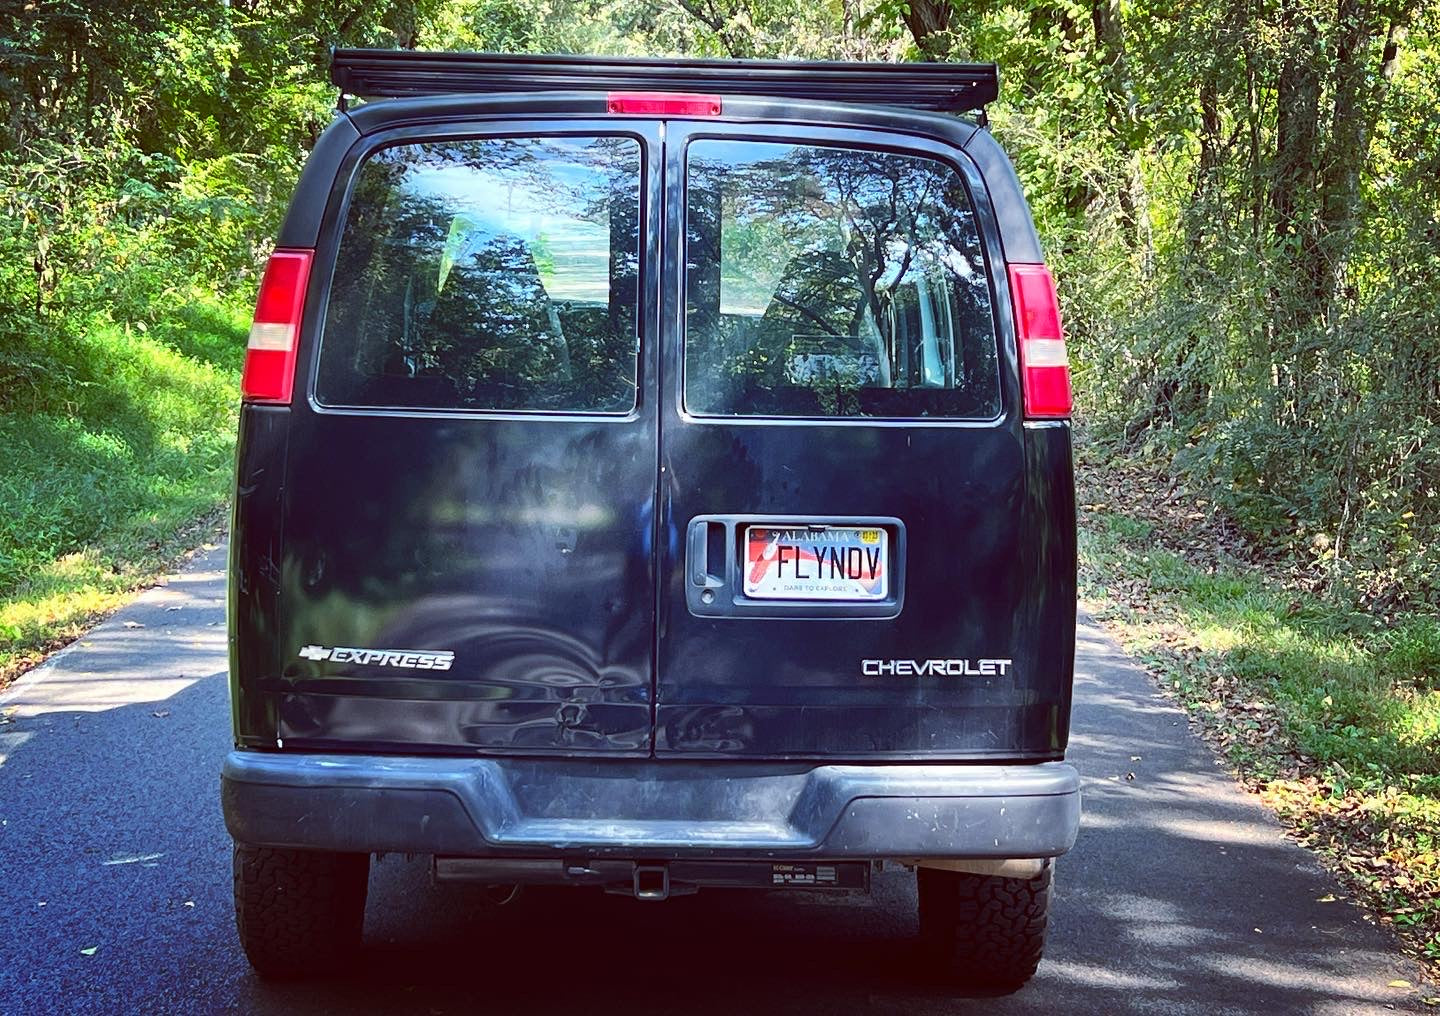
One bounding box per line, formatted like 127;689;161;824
275;124;661;754
655;123;1068;759
263;108;1070;761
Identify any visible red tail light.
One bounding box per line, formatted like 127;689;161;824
607;92;722;116
241;249;313;403
1007;263;1072;418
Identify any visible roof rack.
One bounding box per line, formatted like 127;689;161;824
330;49;999;113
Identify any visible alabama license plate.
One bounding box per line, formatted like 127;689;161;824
743;525;888;601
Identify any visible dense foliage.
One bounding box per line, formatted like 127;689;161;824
1;0;1437;615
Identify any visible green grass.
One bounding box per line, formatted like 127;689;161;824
0;295;246;684
1078;491;1440;971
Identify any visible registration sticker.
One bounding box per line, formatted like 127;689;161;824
743;526;888;602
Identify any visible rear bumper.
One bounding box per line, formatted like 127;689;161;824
221;751;1080;860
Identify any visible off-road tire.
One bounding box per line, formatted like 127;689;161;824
233;843;369;979
917;863;1052;991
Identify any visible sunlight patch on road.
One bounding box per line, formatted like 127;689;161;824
1198;952;1415;1005
1077;804;1285;849
0;728;34;767
1150;814;1285;848
9;674;210;716
1042;958;1179;990
1089;892;1230;948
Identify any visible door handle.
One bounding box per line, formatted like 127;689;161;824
686;519;726;589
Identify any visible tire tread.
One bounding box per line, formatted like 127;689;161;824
233;844;368;979
917;864;1051;990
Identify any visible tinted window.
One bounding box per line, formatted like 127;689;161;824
317;136;642;413
684;140;1000;419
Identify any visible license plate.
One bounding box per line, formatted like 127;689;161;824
743;525;888;601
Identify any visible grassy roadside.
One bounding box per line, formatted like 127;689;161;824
1076;446;1440;986
0;296;246;690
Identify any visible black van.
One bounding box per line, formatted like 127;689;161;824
224;50;1079;991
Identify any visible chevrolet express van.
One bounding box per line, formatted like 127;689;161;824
224;50;1079;990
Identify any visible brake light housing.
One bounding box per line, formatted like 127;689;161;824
241;249;313;403
606;92;722;117
1007;263;1072;418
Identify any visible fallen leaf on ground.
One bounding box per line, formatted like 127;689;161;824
122;621;144;629
80;947;97;956
1390;980;1412;988
151;710;170;718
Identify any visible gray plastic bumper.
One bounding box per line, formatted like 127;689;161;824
221;752;1080;859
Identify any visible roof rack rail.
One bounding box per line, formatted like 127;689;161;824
330;49;999;113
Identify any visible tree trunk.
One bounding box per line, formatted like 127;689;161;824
1311;13;1404;315
1267;0;1323;419
1269;1;1322;252
1091;0;1147;255
902;0;953;60
1245;45;1264;239
1091;0;1136;140
669;0;755;58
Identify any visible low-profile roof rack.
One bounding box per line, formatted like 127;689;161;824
331;49;999;113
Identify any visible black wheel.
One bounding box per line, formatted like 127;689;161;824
233;843;369;979
916;863;1051;991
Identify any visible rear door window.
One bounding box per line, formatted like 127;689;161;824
684;139;1000;419
317;135;642;413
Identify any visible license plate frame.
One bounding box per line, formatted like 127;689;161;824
742;524;889;602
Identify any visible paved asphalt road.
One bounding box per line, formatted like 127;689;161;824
0;545;1429;1015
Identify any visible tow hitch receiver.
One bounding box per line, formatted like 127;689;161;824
633;864;670;901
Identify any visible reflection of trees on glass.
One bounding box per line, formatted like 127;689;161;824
318;136;641;413
685;141;1000;419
